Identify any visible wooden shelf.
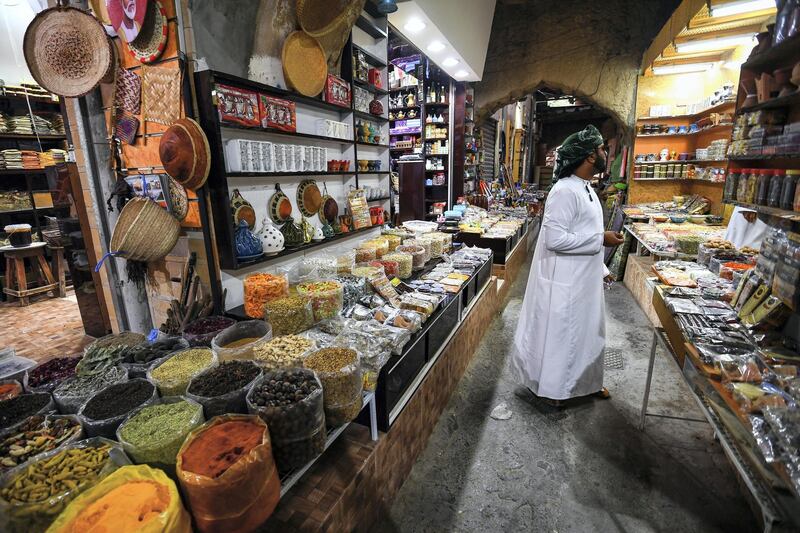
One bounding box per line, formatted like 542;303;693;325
725;200;800;221
353;79;388;95
742;33;800;73
228;226;377;271
356;141;390;148
357;171;390;175
367;196;391;202
355;14;387;39
352;44;387;68
353;110;387;123
634;159;727;165
221;125;352;145
0;93;60;106
739;92;800;113
227;170;355;177
0;169;48;175
389;105;420;112
729;153;800;161
424;101;449;107
636;123;732;138
389;86;419;93
0;133;65;140
634;178;725;184
637;99;736;121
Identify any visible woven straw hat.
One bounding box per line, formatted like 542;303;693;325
23;6;115;98
282;31;327;97
110;197;180;262
159;118;211;191
127;0;167;64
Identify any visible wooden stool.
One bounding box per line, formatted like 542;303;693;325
48;246;68;298
1;242;60;306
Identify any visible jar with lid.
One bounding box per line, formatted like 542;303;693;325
782;169;798;210
793;170;800;211
736;169;749;202
756;169;772;205
768;169;786;207
745;169;759;203
724;170;740;201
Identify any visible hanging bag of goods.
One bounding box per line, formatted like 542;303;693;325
23;5;115;98
44;464;191;533
176;415;280;533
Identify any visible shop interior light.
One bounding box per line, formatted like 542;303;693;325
675;33;755;53
442;57;459;67
404;18;426;33
427;41;445;53
710;0;775;18
376;0;398;14
455;70;469;78
652;62;716;75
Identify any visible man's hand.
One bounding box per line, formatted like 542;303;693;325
603;231;624;246
604;274;615;283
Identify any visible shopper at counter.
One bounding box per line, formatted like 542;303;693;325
724;206;767;249
512;125;623;405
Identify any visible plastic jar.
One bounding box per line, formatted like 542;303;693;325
768;169;786;207
396;244;427;271
354;247;376;263
756;169;771;205
724;170;739;202
296;280;344;321
243;273;289;319
782;169;799;211
736;169;750;202
745;169;758;203
383;252;413;279
211;320;273;362
382;234;403;251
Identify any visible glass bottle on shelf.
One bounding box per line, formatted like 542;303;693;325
745;169;759;203
781;169;798;210
440;83;446;103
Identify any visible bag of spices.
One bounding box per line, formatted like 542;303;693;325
0;437;129;533
176;415;280;533
243;273;289;318
252;334;316;371
116;397;205;469
23;357;80;394
296;280;344;321
182;316;236;347
120;336;189;378
0;392;56;432
52;366;128;415
45;464;191;533
0;379;22;401
211;320;273;362
303;347;363;426
77;379;159;438
147;347;217;397
246;370;326;472
77;332;146;376
264;295;315;336
186;360;262;418
0;414;83;473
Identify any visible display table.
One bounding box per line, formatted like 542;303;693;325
642;287;800;531
1;242;61;306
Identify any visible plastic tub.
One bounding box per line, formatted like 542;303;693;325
264;296;315;336
383;252;413;279
243;273;289;318
396;245;426;271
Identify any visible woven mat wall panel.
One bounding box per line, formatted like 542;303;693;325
114;67;141;114
142;65;180;126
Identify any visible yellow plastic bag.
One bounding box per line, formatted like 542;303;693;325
46;465;191;533
176;414;280;533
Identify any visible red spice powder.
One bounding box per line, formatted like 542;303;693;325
0;383;21;401
181;420;264;478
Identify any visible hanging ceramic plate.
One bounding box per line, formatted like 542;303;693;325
297;179;322;218
318;182;338;224
231;189;256;228
268;183;293;224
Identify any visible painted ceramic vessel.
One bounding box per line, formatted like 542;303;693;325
257;216;285;255
235;219;263;258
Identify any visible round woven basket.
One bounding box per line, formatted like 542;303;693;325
110;197;180;262
281;31;327;97
127;0;167;64
159;118;211;191
296;0;363;66
23;6;115;98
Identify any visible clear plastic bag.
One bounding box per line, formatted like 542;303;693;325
45;464;191;533
264;295;315;336
718;355;763;383
23;356;80;394
383;251;413;279
78;379;159;438
280;260;320;286
116;397;205;468
146;347;217;397
296;280;344;321
182;316;236;347
304;253;339;279
0;379;21;401
121;337;189;378
176;415;280;533
396;245;426;271
0;414;83;473
52;366;128;415
246;370;327;471
358;319;411;355
303;348;363;427
243;272;289;318
368;272;401;307
0;437;129;533
324;395;363;427
335;275;369;311
335;249;356;275
210;320;273;362
186;361;263;418
252;335;316;371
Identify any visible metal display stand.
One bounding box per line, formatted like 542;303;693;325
640;328;800;532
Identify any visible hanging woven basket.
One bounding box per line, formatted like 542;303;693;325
296;0;365;70
110;197;180;262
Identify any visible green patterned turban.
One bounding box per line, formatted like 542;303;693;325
553;125;604;181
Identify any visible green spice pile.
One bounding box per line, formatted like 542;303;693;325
187;360;260;398
1;443;111;503
0;415;82;470
81;380;155;421
77;332;145;376
304;347;362;426
0;393;52;430
122;336;187;365
53;366;127;414
149;348;214;396
117;401;203;465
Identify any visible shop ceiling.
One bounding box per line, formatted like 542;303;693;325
643;0;776;74
384;0;496;81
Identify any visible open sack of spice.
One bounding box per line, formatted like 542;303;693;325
147;347;217;396
0;414;83;473
120;336;189;378
210;320;273;362
303;347;363;426
77;379;159;439
176;414;280;533
45;464;191;533
52;365;128;415
23;357;81;394
246;369;327;473
0;437;129;533
185;360;263;418
0;392;55;432
116;397;205;470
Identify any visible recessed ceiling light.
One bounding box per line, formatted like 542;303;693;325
427;41;445;53
455;70;469;78
675;33;756;53
710;0;775;18
442;57;459;67
404;18;426;33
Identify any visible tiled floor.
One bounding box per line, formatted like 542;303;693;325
0;292;91;363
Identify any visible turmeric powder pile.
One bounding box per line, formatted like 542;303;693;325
63;480;170;532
